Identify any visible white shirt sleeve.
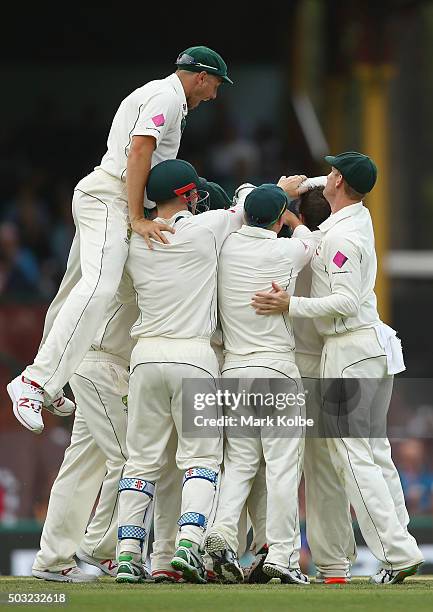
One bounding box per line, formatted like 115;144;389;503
289;234;361;318
192;204;244;251
131;92;179;147
299;176;327;191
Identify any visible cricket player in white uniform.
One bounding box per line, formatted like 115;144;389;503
252;151;424;585
147;178;234;585
32;281;140;582
205;183;317;585
8;46;232;434
115;159;249;584
292;187;357;584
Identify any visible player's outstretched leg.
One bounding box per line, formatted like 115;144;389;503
204;531;244;584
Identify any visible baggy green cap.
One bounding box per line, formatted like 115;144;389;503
244;184;288;228
147;159;202;204
176;46;233;84
199;178;232;210
324;151;377;194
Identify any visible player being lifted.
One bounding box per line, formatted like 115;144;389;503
7;46;232;434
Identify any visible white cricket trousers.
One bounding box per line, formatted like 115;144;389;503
33;353;129;572
24;169;129;400
297;352;356;577
320;328;423;570
211;354;305;568
118;338;223;554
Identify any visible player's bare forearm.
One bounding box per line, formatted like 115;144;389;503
126;136;174;248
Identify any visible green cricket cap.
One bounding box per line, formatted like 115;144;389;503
199;178;232;210
244;184;288;228
147;159;203;204
324;151;377;194
176;46;233;84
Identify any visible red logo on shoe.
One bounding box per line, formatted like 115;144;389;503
101;560;117;571
61;568;73;576
19;398;31;410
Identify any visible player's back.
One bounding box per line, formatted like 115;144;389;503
218;225;316;357
126;213;219;340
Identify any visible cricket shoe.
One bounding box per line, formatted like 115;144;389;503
7;376;44;434
44;390;76;417
245;545;269;584
32;566;98;583
170;539;207;584
205;569;218;583
76;548;117;577
116;554;146;583
316;568;352;584
263;562;310;585
369;562;423;585
152;569;184;583
204;532;244;584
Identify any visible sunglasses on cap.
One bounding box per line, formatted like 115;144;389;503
176;53;219;73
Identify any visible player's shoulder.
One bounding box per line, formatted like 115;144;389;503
131;76;177;102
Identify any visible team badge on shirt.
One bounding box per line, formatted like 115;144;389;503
152;113;165;127
333;251;348;268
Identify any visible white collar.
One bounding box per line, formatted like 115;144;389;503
319;202;364;233
154;210;192;227
167;73;188;117
237;225;278;240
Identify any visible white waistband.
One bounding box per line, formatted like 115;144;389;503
224;351;296;363
136;337;211;346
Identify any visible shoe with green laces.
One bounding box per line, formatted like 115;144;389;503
170;540;207;584
115;554;146;583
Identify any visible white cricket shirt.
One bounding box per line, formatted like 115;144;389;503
124;206;245;339
218;224;317;356
98;73;187;208
289;202;381;336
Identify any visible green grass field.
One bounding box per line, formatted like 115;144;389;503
0;577;432;612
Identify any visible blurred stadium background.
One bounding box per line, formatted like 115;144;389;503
0;0;432;577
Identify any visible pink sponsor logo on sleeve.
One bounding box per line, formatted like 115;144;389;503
333;251;348;268
152;114;165;127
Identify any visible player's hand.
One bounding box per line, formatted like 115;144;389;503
131;217;175;249
277;175;308;198
251;282;290;315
